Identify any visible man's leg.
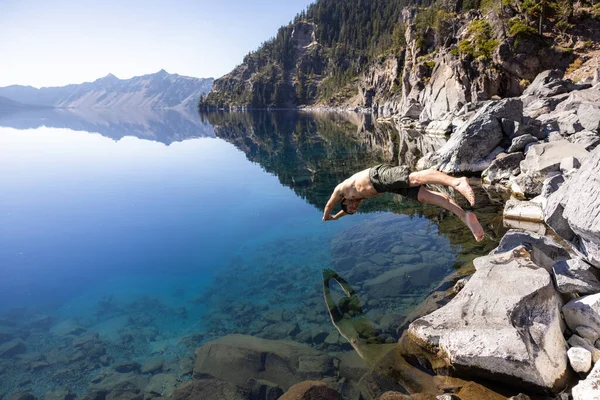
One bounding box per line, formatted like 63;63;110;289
408;169;475;206
417;187;484;242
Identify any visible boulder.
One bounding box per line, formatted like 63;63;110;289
520;141;589;177
491;230;570;272
577;103;600;131
503;199;544;222
560;147;600;267
145;373;178;398
508;135;538;153
141;357;164;375
50;319;86;337
544;184;575;241
172;379;250;400
193;335;336;390
540;174;565;198
425;120;452;135
0;338;25;358
560;156;582;175
568;335;600;363
552;259;600;295
522;70;573;98
567;347;592;374
575;326;599;344
247;378;284;400
557;112;583;135
279;381;342;400
572;360;600;400
419;99;522;173
568;131;600;151
482;153;524;184
563;294;600;335
555;84;600;113
408;247;568;392
363;263;446;298
7;394;36;400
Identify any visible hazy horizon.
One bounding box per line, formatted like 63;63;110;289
0;0;314;88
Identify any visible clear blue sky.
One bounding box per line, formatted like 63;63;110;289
0;0;315;88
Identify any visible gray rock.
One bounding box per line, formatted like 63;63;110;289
552;259;600;295
563;294;600;336
569;130;600;151
560;156;582;175
544;183;576;241
491;229;570;272
0;338;25;358
193;334;336;390
559;146;600;267
541;174;565;198
509;173;544;197
557;112;584;135
482;153;524;184
555;84;600;113
141;357;164;374
520;141;589;177
522;70;572;98
501;118;522;139
577;103;600;131
504;199;544;222
546;131;564;142
508;134;538;153
408;247;568;392
425;120;452;135
420;98;523;173
572;360;600;400
576;326;600;344
568;335;600;364
567;347;592;374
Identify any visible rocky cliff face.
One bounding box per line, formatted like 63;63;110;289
0;70;213;110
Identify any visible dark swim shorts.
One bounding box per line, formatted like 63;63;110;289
369;164;421;200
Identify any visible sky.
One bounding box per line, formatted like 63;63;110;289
0;0;315;88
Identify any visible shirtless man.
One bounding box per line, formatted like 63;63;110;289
322;164;485;242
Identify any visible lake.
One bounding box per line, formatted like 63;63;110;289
0;108;504;397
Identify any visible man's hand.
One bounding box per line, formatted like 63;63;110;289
322;214;336;222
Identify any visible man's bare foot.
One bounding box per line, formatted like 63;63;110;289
465;211;485;242
454;177;476;207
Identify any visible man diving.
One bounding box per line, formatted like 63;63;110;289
322;164;485;242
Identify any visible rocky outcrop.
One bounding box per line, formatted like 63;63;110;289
172;378;251;400
279;381;342;400
408;247;568;392
418;99;522;173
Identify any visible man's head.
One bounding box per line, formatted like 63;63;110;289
341;198;362;215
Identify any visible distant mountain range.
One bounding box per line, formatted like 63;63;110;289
0;70;213;110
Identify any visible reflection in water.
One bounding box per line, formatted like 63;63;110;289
0;107;215;144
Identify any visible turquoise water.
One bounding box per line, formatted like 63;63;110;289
0;110;499;397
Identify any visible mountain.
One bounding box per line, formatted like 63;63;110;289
0;96;48;110
201;0;598;115
0;70;214;110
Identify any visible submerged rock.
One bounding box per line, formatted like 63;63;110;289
408;247;568;392
193;334;336;390
279;381;342;400
172;378;250;400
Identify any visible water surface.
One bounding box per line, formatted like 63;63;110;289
0;109;502;396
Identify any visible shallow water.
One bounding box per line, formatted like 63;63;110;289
0;109;503;397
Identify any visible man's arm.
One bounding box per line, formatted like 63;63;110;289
332;210;347;220
323;188;344;221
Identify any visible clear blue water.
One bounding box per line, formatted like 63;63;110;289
0;109;501;397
